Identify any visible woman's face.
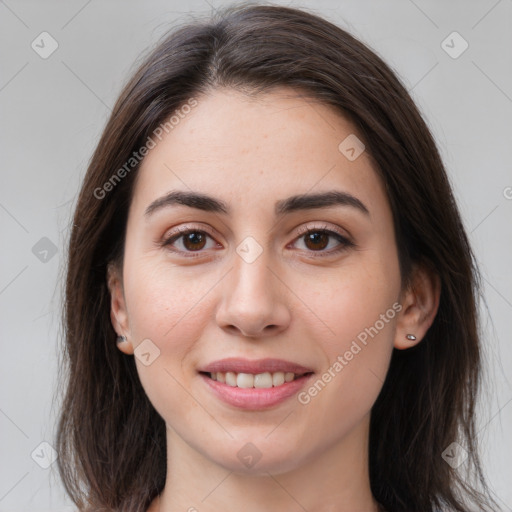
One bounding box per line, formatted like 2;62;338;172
111;87;403;474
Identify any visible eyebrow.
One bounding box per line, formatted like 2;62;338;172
144;190;369;218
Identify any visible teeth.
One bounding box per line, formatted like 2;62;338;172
254;372;273;388
237;373;254;388
209;371;304;388
225;371;237;387
272;372;285;386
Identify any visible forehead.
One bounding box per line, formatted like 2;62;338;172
130;87;388;220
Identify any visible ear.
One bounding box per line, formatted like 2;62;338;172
107;262;134;355
394;263;441;350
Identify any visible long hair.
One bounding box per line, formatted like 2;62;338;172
56;4;498;511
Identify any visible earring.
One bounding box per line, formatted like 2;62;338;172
117;335;127;343
405;334;417;341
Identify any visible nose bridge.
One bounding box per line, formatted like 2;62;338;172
229;237;276;312
232;240;273;300
215;235;291;337
228;217;275;298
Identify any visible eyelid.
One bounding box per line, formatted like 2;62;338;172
162;223;217;240
294;222;351;240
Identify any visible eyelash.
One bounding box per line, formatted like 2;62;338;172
161;223;355;259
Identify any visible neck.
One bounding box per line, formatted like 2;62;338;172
149;413;380;512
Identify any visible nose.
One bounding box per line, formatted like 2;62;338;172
215;247;291;339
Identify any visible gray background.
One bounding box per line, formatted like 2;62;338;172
0;0;511;510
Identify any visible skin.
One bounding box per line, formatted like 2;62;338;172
108;87;440;512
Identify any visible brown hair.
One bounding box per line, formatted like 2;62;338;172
56;3;498;511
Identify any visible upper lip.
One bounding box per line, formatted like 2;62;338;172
199;358;314;375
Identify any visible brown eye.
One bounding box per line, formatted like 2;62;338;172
162;228;219;256
292;227;354;256
181;231;207;251
303;231;330;251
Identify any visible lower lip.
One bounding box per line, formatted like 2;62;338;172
200;373;313;410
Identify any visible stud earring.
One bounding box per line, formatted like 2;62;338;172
405;334;417;341
117;335;127;343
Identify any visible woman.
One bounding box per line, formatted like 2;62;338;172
56;4;499;511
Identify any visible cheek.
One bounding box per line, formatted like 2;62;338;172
123;258;215;341
293;247;400;414
122;259;216;417
302;250;400;354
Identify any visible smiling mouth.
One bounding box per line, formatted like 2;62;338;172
200;371;313;389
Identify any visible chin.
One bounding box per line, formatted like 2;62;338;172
198;435;312;475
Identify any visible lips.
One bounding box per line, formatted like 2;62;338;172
199;357;314;375
198;358;315;410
